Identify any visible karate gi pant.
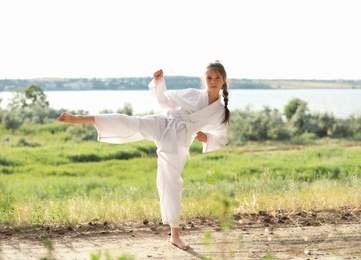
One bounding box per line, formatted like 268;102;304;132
93;113;188;228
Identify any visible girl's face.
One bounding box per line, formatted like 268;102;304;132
206;69;225;94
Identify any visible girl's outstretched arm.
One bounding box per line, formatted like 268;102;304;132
58;112;95;124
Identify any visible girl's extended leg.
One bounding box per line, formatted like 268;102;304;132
58;112;95;124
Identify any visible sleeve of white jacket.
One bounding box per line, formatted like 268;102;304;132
202;125;228;153
148;77;177;109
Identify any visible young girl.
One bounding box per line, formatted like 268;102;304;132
58;61;230;250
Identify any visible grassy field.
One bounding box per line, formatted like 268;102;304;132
0;122;360;226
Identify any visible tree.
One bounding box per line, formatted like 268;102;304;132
7;85;50;124
284;98;304;120
23;85;49;109
287;101;310;136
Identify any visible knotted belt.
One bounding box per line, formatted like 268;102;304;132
158;108;196;155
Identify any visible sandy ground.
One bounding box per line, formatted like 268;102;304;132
1;208;361;260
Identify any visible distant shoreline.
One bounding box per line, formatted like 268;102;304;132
1;77;360;91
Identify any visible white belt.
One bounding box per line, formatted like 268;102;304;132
158;108;196;155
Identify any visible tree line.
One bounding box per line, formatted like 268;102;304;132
0;77;274;91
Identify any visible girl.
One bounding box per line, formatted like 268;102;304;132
58;61;230;250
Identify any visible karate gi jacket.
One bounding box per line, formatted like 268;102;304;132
148;77;228;155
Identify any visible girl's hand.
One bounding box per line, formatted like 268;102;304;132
153;69;163;84
58;112;78;124
196;131;207;143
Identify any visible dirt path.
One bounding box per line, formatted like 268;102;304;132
1;209;361;260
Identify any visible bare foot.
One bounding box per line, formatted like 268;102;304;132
170;237;190;251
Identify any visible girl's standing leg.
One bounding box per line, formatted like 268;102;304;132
156;150;189;250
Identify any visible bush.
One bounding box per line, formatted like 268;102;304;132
0;155;18;167
68;153;102;162
228;106;290;144
16;137;40;147
227;99;361;143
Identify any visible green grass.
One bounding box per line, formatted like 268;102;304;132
0;122;360;226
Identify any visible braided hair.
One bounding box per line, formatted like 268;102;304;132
206;61;230;125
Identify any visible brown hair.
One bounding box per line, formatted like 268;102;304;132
206;61;230;125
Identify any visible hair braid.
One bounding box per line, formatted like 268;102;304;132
222;83;230;125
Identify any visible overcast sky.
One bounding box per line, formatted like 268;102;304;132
1;0;360;80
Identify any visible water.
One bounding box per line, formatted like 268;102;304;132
1;89;360;118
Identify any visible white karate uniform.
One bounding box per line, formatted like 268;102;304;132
93;77;228;227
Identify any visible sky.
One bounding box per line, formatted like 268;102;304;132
0;0;360;80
